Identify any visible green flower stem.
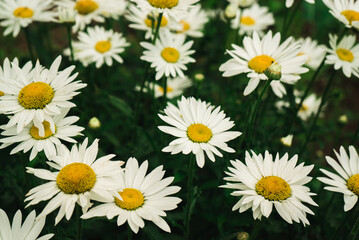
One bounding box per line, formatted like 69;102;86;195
76;206;83;240
163;76;167;103
66;24;75;62
184;155;195;240
352;122;359;144
299;70;337;156
24;27;35;61
250;219;265;240
282;0;302;38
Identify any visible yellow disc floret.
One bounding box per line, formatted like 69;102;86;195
144;16;168;28
255;176;291;201
95;40;112;53
299;104;309;112
30;121;55;140
18;82;54;109
115;188;145;210
0;91;4;96
13;7;34;18
347;174;359;195
75;0;99;15
341;10;359;24
158;86;174;93
57;163;96;194
336;48;354;62
161;47;180;63
187;124;213;143
241;16;255;26
179;20;190;32
148;0;178;9
248;55;275;73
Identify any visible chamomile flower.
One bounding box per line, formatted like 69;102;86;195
296;93;322;121
25;138;124;225
296;37;326;70
125;4;171;40
0;56;86;136
285;0;314;8
318;146;359;211
82;157;181;233
231;3;274;36
221;151;317;225
69;26;129;68
0;209;54;240
158;96;242;168
325;34;359;78
322;0;359;29
0;0;55;37
140;30;195;80
131;0;199;20
0;108;84;161
219;31;309;98
170;5;209;38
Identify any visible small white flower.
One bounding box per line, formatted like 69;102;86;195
322;0;359;29
296;37;326;70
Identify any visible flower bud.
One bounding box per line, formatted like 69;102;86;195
58;7;76;23
194;73;205;82
88;117;101;129
224;4;237;20
338;114;348;124
264;62;282;80
280;134;293;147
237;232;249;240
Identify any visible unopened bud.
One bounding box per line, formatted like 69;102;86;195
224;4;237;19
58;7;76;23
338;114;348;124
280;134;293;147
264;62;282;80
237;232;249;240
88;117;101;129
194;73;205;82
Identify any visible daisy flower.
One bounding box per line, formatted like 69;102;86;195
0;108;84;161
221;150;318;225
318;146;359;211
158;96;242;168
296;93;322;121
285;0;314;8
25;138;124;225
69;26;130;68
0;56;86;136
125;4;171;40
230;3;274;36
170;5;209;38
322;0;359;29
325;34;359;78
130;0;199;20
140;30;195;80
82;157;181;233
0;0;55;37
296;37;326;70
219;31;309;98
0;209;53;240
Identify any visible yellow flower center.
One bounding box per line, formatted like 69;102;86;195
341;10;359;24
161;47;180;63
56;163;96;194
336;48;354;62
240;16;255;26
30;121;55;140
13;7;34;18
144;16;168;28
255;176;291;201
178;20;190;32
148;0;178;8
115;188;145;210
248;55;275;74
74;0;99;15
18;82;54;109
347;174;359;195
0;91;4;96
158;86;174;93
187;123;212;143
95;40;112;53
299;104;309;112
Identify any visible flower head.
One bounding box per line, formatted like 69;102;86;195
322;0;359;29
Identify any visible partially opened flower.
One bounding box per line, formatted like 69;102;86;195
25;138;123;225
0;209;54;240
158;96;242;168
322;0;359;30
318;146;359;211
82;157;181;233
296;37;326;70
219;31;308;98
0;0;55;37
221;151;317;225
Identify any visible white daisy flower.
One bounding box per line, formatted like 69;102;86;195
325;34;359;78
0;209;53;240
158;96;242;168
25;138;124;225
296;93;322;121
170;4;209;38
0;56;86;136
125;4;171;40
81;157;181;233
318;146;359;211
221;150;318;225
69;25;129;68
296;37;326;70
0;108;84;161
0;0;55;37
230;3;274;36
219;31;309;98
322;0;359;29
140;30;195;80
285;0;314;8
130;0;199;20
